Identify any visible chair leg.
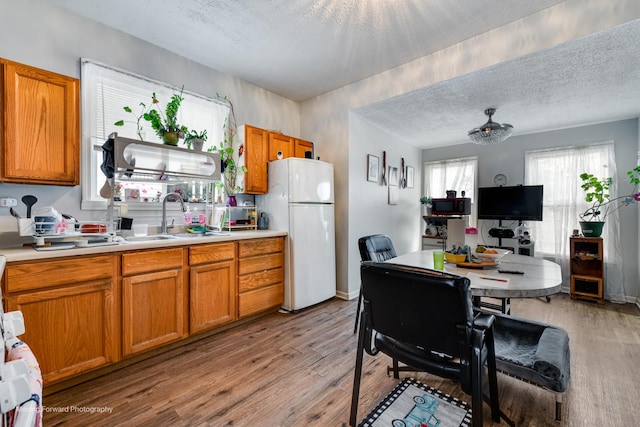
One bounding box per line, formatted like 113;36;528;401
471;342;483;427
353;285;363;334
555;393;563;421
485;331;501;423
349;311;367;426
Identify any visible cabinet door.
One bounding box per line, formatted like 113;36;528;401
190;259;236;333
268;132;293;161
1;59;79;185
122;269;185;356
243;125;268;193
294;138;313;158
5;280;117;385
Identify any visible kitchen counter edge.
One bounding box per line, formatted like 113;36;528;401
0;230;288;262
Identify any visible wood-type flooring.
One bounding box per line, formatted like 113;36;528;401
43;293;640;426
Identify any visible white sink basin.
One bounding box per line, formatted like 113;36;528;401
124;235;179;242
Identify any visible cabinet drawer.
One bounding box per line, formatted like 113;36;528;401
239;267;283;292
122;248;183;276
238;237;284;258
5;255;115;292
239;284;284;317
189;242;235;265
238;253;284;276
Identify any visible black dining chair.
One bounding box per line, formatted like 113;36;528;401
350;261;501;427
354;235;397;333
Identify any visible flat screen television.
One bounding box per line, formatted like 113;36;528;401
477;185;544;221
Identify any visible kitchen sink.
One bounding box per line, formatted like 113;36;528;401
124;234;179;242
124;232;229;242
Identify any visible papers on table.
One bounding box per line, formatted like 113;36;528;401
467;272;511;289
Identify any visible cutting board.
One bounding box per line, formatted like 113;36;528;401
455;261;498;269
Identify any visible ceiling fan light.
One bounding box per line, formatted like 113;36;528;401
468;108;513;145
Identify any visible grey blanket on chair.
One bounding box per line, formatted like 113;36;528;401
492;313;570;392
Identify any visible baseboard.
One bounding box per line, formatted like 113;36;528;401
335;290;352;301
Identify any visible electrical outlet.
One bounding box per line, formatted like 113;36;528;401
0;198;18;207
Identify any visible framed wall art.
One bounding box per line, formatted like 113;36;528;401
367;154;379;182
388;166;398;205
406;166;414;188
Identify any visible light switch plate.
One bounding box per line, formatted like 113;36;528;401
0;198;18;207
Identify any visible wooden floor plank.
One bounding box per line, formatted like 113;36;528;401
43;293;640;426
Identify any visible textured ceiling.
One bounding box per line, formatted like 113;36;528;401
49;0;565;101
48;0;640;148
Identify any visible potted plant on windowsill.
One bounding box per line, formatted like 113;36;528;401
185;129;207;151
579;166;640;237
144;91;188;145
420;196;432;215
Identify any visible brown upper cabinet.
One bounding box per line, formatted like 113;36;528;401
235;124;269;194
294;138;314;159
268;132;294;161
1;59;80;185
235;125;315;194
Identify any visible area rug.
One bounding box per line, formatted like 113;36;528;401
359;377;472;427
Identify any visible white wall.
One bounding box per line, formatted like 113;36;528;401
0;0;299;232
300;0;640;299
343;113;421;300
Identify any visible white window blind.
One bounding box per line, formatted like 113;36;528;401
80;59;229;209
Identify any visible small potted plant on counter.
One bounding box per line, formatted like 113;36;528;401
579;166;640;237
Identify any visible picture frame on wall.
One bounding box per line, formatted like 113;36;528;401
367;154;379;182
388;166;398;205
406;166;414;188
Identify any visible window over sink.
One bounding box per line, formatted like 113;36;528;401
80;59;230;209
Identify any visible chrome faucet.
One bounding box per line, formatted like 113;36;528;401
162;193;187;234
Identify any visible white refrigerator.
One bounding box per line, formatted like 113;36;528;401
259;158;336;311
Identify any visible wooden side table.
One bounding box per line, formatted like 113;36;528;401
570;236;604;304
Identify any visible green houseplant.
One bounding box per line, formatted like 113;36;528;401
114;90;188;145
208;94;246;205
578;166;640;236
420;196;432;215
144;91;188;145
184;129;207;151
113;101;149;141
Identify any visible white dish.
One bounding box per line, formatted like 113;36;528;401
474;248;511;262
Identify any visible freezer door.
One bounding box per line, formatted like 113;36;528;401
287;158;334;204
286;204;336;310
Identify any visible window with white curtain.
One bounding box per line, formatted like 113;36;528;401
525;142;625;302
423;156;478;220
80;59;230;209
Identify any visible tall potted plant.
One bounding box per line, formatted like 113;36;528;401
579;166;640;237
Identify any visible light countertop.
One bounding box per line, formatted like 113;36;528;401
0;230;287;263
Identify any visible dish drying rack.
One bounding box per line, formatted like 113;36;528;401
105;135;221;234
17;218;117;251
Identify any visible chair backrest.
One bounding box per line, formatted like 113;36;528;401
360;261;474;359
358;234;397;262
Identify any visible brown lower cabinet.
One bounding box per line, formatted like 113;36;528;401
189;242;237;333
238;237;285;317
121;248;186;356
1;236;285;387
3;255;118;384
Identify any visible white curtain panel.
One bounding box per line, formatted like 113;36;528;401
525;142;625;302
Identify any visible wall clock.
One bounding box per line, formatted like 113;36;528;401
493;173;508;187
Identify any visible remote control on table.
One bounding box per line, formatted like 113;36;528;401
498;270;524;274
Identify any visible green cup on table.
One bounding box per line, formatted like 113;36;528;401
433;250;445;270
